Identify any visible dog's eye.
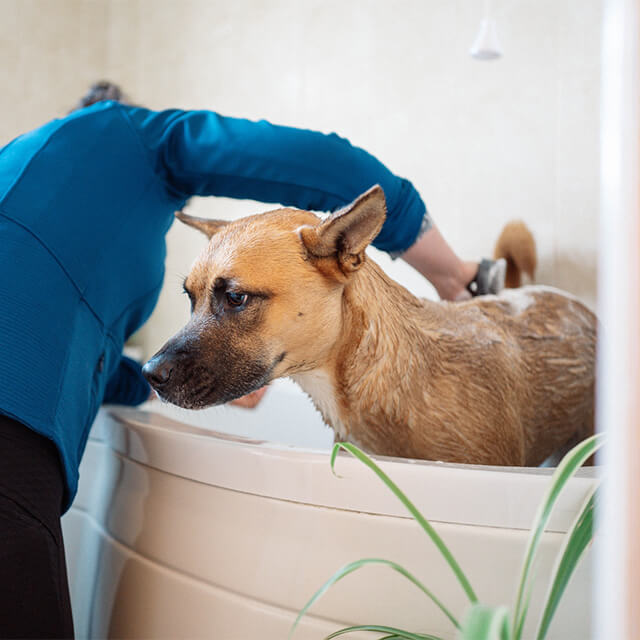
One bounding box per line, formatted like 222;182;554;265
226;291;248;308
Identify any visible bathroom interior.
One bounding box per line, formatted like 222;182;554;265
1;0;637;638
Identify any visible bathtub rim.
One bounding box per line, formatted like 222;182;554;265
101;405;599;534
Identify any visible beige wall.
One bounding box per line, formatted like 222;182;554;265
0;0;601;356
0;0;108;136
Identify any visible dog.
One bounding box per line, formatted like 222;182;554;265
143;186;596;466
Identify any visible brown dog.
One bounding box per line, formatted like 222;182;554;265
143;186;596;466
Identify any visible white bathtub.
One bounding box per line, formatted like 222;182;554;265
62;379;597;639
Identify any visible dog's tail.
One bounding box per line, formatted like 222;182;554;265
493;221;537;288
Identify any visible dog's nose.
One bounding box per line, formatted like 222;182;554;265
142;356;173;388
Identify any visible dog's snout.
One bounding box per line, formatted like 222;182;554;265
142;356;173;388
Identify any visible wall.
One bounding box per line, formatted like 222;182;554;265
0;0;109;136
0;0;602;356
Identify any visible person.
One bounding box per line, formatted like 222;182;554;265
0;81;503;638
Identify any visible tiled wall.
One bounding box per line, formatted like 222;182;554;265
0;0;601;356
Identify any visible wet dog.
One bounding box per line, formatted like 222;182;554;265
143;186;596;466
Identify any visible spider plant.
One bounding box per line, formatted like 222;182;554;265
290;434;603;640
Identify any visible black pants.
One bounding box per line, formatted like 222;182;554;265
0;415;74;639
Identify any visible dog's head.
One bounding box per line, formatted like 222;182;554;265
143;185;386;408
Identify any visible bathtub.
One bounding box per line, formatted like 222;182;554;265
62;378;597;639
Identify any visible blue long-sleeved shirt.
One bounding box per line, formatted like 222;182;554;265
0;101;427;508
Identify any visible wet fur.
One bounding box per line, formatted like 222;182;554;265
149;189;596;466
294;270;595;466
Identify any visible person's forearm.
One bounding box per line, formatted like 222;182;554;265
401;226;477;301
103;356;151;406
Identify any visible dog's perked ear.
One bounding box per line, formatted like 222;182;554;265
300;185;387;272
175;210;229;238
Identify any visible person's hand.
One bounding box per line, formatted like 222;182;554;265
230;386;268;409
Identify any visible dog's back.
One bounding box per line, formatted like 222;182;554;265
463;286;596;465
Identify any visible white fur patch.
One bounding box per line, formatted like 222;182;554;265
498;288;535;314
291;369;345;435
490;285;588;316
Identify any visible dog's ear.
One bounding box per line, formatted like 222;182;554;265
175;211;229;238
300;185;387;272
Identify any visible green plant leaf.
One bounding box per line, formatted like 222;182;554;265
511;434;604;640
289;557;460;639
535;487;597;639
459;605;510;640
331;442;478;603
324;625;443;639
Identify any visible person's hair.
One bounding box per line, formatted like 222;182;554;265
71;81;132;112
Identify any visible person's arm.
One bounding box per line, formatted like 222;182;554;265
103;355;151;406
125;107;428;255
402;227;478;301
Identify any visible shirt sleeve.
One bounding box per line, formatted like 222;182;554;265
124;106;428;254
103;355;151;407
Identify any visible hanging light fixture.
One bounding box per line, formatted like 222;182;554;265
469;0;503;60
